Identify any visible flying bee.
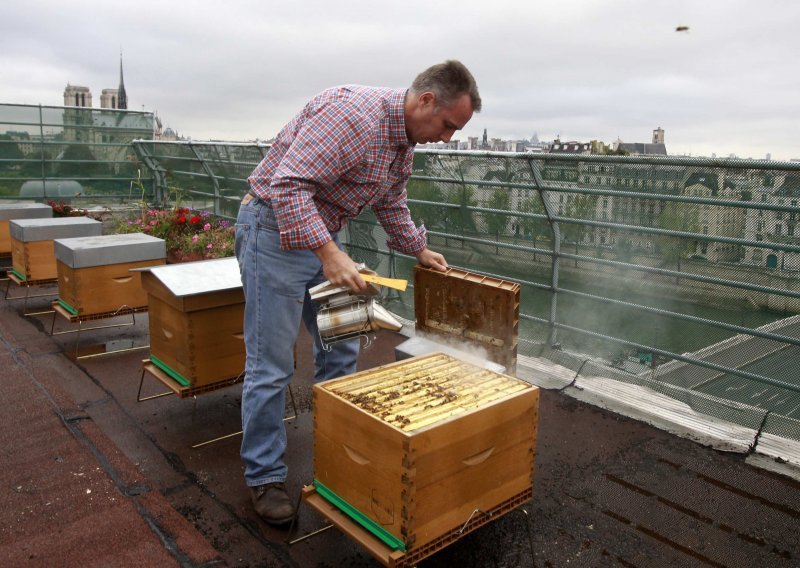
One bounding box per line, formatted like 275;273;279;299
675;25;690;33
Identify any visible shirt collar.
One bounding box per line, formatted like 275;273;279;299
386;88;411;147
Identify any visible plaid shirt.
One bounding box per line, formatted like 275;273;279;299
248;86;427;255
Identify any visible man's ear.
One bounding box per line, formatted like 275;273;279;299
418;91;436;108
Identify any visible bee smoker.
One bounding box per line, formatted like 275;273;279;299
309;275;402;350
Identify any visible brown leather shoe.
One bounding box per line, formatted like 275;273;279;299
249;482;295;525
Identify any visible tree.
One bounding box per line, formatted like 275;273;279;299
407;178;444;231
517;193;550;261
655;200;700;281
484;188;510;253
444;185;477;247
58;143;99;177
562;194;598;267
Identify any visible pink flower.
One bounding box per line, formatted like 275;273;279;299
191;234;199;243
206;243;213;249
203;223;212;231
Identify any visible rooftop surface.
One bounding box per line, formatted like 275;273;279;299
2;278;800;567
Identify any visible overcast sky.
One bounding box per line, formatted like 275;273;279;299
2;1;799;160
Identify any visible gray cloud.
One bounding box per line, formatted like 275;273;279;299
2;0;798;160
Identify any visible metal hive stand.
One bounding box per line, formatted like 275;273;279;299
4;271;58;316
137;359;297;449
49;301;148;360
289;485;534;567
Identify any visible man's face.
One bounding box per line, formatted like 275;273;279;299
407;92;473;145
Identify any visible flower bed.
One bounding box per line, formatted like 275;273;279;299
112;207;234;262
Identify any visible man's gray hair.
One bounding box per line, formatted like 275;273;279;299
411;60;482;112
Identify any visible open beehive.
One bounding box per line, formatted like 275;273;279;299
139;258;245;387
314;352;538;554
55;233;166;316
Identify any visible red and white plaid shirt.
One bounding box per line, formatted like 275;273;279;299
248;85;427;255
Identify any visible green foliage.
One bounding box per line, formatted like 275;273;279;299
58;143;100;177
518;193;549;241
444;185;477;235
407;179;444;229
112;206;234;261
562;194;598;244
655;201;701;274
485;188;510;238
111;173;233;261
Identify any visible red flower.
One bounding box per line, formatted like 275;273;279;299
177;215;187;224
190;215;202;224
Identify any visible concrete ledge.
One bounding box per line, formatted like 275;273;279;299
748;433;800;480
565;376;758;453
516;354;575;389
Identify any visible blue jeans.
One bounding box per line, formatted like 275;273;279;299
235;196;359;487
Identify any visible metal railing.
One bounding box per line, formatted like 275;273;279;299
0;103;156;204
6;128;800;440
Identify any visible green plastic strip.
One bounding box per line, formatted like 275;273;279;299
57;299;79;316
150;355;191;387
313;479;406;552
10;268;27;282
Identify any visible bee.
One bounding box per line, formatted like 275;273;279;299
675;25;690;33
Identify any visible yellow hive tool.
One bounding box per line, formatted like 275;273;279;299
360;273;408;292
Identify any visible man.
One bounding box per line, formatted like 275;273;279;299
235;60;481;525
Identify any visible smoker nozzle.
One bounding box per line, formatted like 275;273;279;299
370;302;402;332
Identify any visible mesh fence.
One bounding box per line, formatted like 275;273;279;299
0;103;155;204
402;149;800;436
132;140;269;218
29;138;800;439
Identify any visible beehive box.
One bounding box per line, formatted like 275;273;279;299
0;203;52;254
314;353;538;552
10;217;102;281
139;257;245;387
54;233;166;316
414;266;520;375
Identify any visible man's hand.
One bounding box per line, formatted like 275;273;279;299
416;247;448;272
313;241;367;292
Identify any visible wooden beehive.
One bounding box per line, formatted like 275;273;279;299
314;353;538;553
9;217;102;281
414;266;520;375
55;233;166;316
0;203;52;254
139;258;245;387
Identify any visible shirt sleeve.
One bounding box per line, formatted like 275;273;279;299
267;102;368;250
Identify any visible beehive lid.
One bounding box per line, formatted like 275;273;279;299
140;257;241;297
54;233;166;268
9;217;102;242
320;352;532;432
0;203;53;221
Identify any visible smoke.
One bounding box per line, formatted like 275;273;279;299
413;330;495;368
